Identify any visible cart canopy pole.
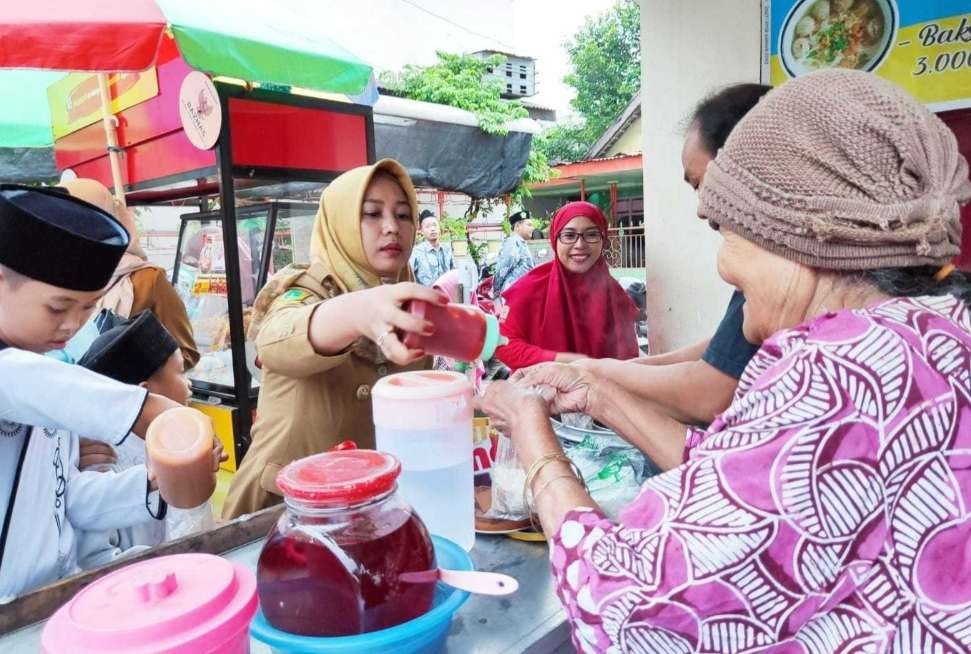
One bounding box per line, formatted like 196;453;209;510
97;74;127;208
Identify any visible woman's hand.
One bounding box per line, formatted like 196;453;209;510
78;437;117;472
477;381;563;469
477;380;600;534
310;282;448;366
511;361;597;416
358;282;448;365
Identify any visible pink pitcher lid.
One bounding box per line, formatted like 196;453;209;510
372;370;472;401
42;553;257;653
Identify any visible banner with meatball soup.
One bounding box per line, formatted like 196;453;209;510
765;0;971;110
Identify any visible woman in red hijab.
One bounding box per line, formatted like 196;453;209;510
496;201;640;371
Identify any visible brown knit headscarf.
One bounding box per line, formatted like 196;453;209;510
699;69;971;270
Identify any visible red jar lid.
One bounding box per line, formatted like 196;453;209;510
276;450;401;506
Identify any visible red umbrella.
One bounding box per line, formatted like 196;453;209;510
0;1;167;72
0;0;374;196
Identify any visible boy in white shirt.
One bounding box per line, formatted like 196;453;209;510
0;185;197;599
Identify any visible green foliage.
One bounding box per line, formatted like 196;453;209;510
537;0;641;164
536;122;594;165
439;214;469;242
565;0;641;137
438;213;491;267
381;52;528;136
467;240;489;268
510;141;557;207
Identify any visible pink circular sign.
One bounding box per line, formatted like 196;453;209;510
178;71;221;150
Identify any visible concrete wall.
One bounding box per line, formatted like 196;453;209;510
640;0;762;352
606;116;643;156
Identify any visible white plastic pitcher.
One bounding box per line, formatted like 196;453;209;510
372;371;475;551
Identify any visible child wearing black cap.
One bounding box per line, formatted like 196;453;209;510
80;311;191;407
0;185;193;598
76;311;192;567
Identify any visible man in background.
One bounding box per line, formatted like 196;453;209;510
409;210;454;286
493;210;536;295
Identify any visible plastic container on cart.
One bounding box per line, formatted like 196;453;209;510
372;371;475;551
42;553;257;653
250;535;472;654
145;406;217;508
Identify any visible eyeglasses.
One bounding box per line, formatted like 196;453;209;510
557;229;603;244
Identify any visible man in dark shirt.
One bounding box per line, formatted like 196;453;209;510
677;85;773;382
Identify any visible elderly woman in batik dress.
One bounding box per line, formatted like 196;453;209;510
478;69;971;653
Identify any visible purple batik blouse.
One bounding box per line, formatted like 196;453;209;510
550;296;971;653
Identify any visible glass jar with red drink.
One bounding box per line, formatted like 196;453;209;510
402;300;505;362
256;449;437;637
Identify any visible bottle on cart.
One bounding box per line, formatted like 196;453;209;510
145;407;217;538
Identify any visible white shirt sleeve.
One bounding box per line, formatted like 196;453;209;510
0;349;148;444
67;464;154;531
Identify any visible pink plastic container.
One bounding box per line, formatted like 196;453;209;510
42;553;258;653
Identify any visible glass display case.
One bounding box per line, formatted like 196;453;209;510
172;201;318;399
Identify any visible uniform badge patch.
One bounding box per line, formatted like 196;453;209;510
281;288;312;304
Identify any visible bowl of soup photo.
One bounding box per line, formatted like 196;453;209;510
780;0;897;77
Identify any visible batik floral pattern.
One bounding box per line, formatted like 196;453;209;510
550;296;971;653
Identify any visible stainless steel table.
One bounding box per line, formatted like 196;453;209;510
1;534;571;653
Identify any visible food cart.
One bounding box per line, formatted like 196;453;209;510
50;34;376;471
170;201;319;471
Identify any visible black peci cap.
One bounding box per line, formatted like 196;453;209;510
0;184;129;291
508;210;530;226
79;311;179;384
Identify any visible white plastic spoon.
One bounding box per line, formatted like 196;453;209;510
399;568;519;596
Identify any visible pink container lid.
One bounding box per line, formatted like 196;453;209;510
372;370;471;401
42;553;257;653
372;371;473;429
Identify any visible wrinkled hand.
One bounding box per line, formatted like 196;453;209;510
358;283;449;365
475;380;551;434
78;437;117;472
511;362;595;416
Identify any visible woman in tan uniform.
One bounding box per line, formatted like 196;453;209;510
222;159;443;518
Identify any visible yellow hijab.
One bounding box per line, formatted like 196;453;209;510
312;159;418;292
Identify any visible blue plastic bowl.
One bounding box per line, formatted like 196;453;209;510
250;535;472;654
